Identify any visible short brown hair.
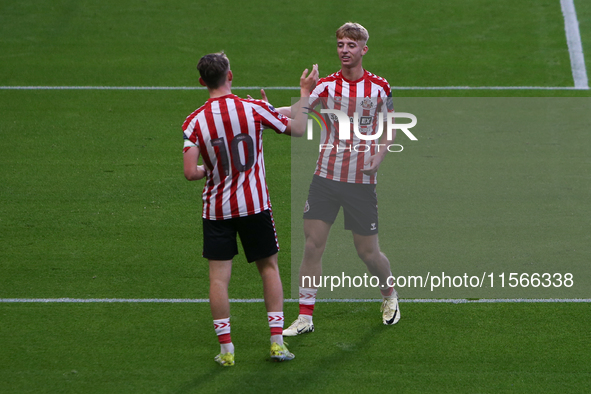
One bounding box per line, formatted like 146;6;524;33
336;22;369;44
197;52;230;89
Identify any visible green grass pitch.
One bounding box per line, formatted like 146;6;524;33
1;0;591;393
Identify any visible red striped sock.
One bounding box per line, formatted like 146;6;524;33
299;303;315;316
299;287;317;316
380;286;394;298
268;312;284;333
213;318;232;344
380;272;396;298
268;312;284;345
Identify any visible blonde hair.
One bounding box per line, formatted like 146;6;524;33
336;22;369;44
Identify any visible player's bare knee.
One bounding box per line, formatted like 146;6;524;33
358;248;381;267
356;246;371;261
304;237;326;256
256;255;278;269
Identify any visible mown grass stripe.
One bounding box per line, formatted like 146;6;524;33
1;298;589;303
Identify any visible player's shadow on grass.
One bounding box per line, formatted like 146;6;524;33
172;366;225;394
205;320;389;393
282;325;389;389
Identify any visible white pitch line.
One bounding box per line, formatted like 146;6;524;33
561;0;589;89
0;298;589;303
390;86;588;90
0;85;589;90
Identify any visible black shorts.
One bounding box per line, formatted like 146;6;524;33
303;175;379;236
202;210;279;263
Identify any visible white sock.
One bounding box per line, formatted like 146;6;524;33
300;314;313;323
299;287;317;318
220;342;234;354
268;312;285;346
213;317;233;354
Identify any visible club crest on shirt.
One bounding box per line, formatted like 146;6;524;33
360;97;376;110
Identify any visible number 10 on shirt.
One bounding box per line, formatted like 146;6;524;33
211;134;256;177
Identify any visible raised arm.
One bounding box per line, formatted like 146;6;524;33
285;64;319;137
247;89;292;117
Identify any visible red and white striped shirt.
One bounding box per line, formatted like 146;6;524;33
183;94;289;220
310;70;394;184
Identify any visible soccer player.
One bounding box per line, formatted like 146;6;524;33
183;52;318;365
283;22;400;337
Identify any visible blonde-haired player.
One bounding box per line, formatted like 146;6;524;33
284;22;400;337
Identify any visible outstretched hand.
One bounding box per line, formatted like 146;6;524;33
300;64;319;92
246;89;269;102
